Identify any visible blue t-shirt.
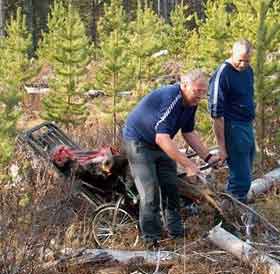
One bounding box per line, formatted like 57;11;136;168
123;84;197;145
208;61;255;122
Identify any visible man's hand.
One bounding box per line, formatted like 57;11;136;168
219;148;228;164
184;160;200;177
207;154;221;168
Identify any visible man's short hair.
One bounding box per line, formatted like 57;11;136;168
233;39;252;55
180;69;208;86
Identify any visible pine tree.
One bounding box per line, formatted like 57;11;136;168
97;0;128;43
127;0;166;98
37;1;68;64
181;0;234;138
185;0;280;167
95;0;131;144
0;7;31;166
184;0;233;73
166;2;191;61
244;0;280;167
229;0;280;168
40;2;92;127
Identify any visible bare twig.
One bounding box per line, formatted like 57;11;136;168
220;192;280;235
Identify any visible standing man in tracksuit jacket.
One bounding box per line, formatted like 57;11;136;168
208;39;256;203
123;69;219;248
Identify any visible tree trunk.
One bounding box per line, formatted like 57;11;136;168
24;0;35;56
33;0;50;42
157;0;160;16
91;0;98;44
162;0;169;21
123;0;130;16
0;0;5;37
255;1;269;170
208;225;280;274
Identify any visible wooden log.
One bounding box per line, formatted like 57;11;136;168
248;167;280;202
208;225;280;274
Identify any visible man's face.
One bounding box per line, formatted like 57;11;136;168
182;79;208;106
232;51;251;71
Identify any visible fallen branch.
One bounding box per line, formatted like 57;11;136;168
41;248;178;270
220;192;280;235
208;225;280;274
248;167;280;202
177;177;222;213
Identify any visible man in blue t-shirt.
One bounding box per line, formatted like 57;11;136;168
208;39;256;204
123;69;219;248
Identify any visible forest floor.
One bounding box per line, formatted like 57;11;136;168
2;112;280;274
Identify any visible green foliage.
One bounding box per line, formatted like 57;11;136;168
0;0;278;162
184;0;280;159
229;0;280;164
182;0;234;139
166;2;192;60
97;0;128;42
37;1;68;64
127;0;167;98
40;3;92;126
95;0;131;143
185;0;233;73
0;7;31;167
69;0;93;37
0;139;14;166
247;0;280;165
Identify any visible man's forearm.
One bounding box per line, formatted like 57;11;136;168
182;131;209;160
155;133;196;170
213;117;226;152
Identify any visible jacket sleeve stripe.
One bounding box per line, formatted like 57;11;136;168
212;63;226;115
155;94;181;131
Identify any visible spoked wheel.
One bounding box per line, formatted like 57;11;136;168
92;204;139;248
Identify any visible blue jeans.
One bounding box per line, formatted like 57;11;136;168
124;140;183;242
224;120;255;203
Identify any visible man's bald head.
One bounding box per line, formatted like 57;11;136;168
233;39;252;55
231;39;252;71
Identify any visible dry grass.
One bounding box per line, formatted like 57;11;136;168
2;116;280;274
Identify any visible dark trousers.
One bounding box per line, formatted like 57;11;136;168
124;140;183;242
224;120;255;203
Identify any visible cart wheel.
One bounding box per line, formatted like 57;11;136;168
92;204;139;248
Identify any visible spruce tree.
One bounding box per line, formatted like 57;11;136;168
0;7;31;166
40;3;91;127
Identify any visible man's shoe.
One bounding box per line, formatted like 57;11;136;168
143;239;160;250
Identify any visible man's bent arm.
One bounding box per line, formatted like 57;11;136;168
155;133;199;176
182;130;209;161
